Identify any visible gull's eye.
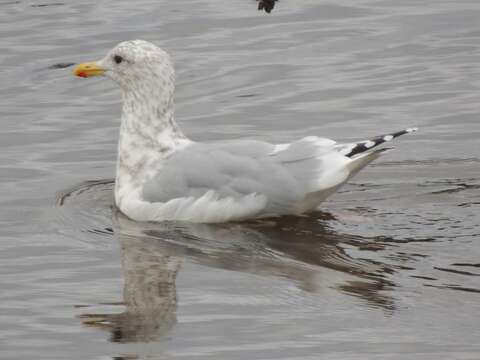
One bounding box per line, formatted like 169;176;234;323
113;55;124;64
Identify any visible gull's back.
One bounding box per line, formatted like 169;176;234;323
140;136;376;222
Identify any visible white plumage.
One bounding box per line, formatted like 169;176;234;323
73;40;417;223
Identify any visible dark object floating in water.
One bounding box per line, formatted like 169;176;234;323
31;2;64;7
48;62;75;69
257;0;277;13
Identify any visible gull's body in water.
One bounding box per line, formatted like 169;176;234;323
73;40;417;223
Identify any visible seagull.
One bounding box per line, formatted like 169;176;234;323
73;40;417;223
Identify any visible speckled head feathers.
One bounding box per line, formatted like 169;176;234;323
99;40;174;92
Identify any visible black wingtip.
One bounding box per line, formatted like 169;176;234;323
344;128;418;158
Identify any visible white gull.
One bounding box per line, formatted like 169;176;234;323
73;40;417;223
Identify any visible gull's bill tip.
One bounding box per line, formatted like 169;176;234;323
73;62;105;78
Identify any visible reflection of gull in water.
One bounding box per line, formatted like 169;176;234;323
79;223;181;343
118;212;397;309
60;181;402;343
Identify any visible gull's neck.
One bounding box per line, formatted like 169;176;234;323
120;89;186;151
115;79;190;205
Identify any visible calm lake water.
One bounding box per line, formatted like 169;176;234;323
1;0;479;359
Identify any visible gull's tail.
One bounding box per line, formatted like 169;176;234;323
339;128;418;158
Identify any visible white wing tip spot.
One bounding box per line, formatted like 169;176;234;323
406;127;418;133
363;140;375;148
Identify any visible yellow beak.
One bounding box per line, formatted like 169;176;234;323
73;62;105;78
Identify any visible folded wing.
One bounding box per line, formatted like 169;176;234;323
141;137;354;221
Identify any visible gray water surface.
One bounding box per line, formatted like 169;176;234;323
1;1;479;359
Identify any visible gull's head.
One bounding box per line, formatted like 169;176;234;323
73;40;174;93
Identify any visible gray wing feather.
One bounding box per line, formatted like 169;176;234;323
142;137;347;216
143;141;304;214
